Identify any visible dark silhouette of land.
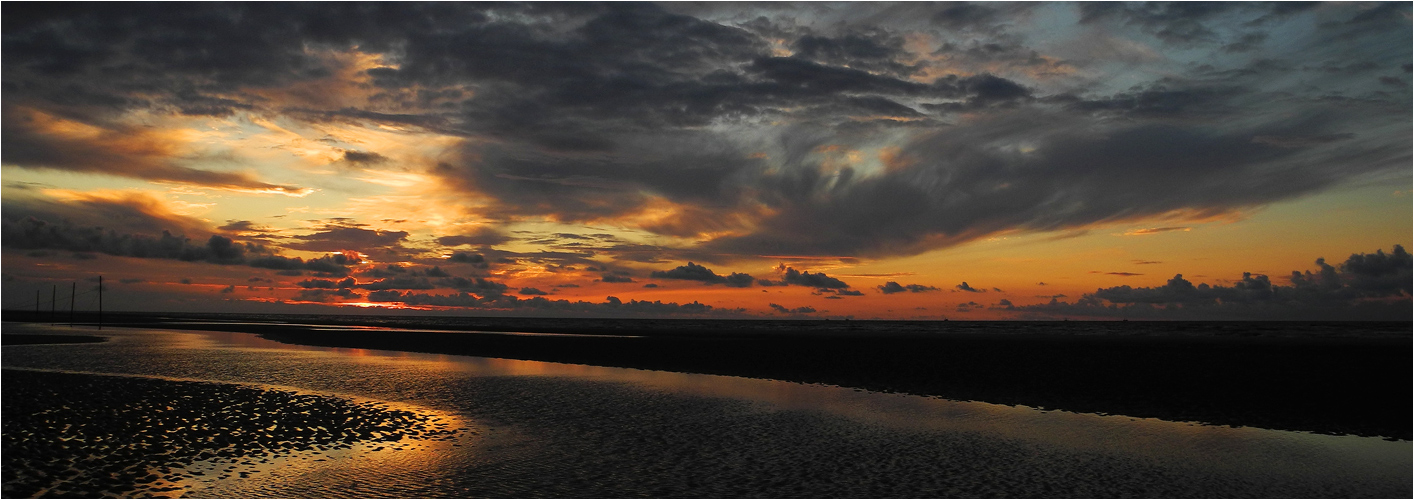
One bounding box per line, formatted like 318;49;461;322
5;312;1409;440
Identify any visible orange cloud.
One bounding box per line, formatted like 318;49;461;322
2;105;312;196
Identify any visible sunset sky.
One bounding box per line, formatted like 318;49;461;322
3;2;1410;320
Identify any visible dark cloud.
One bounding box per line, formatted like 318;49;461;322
649;262;755;287
955;282;982;293
700;101;1404;258
287;225;409;253
447;252;490;269
365;290;736;317
1015;246;1412;320
1078;3;1305;46
438;227;511;247
790;30;915;77
932;3;1001;31
877;281;940;294
599;274;635;283
248;254;357;277
768;303;816;314
418;266;452;278
1;210;274;266
340;150;389;166
297;277;355;289
518;287;549;296
437;276;510;296
3;2;1406;266
757;265;851;290
652;262;725;283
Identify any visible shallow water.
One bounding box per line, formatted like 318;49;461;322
3;323;1409;497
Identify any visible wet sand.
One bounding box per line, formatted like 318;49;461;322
13;314;1406;439
257;320;1410;440
1;324;1408;498
0;369;465;498
2;334;106;346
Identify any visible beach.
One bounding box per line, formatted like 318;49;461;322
1;319;1409;498
1;369;465;498
46;313;1410;440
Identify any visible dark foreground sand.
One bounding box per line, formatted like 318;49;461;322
0;369;464;498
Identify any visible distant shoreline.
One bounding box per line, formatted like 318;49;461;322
5;312;1410;440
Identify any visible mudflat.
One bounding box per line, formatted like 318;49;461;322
254;320;1412;439
1;334;106;346
0;369;464;498
38;313;1404;440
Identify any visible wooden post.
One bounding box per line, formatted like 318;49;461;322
98;276;103;330
70;282;76;327
51;285;56;325
35;290;40;316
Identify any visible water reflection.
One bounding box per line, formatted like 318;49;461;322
4;323;1410;498
167;324;1413;484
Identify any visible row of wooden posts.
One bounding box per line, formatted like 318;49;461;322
35;276;102;330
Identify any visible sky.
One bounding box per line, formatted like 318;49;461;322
2;2;1410;320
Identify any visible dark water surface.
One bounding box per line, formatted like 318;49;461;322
2;323;1409;498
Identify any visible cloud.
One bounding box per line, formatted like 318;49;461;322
1014;246;1412;320
248;253;358;277
955;282;983;293
518;287;549;296
757;265;851;290
447;252;490;269
365;290;737;317
3;2;1407;266
297;277;355;289
652;262;726;282
437;227;511;247
1;106;311;196
877;281;941;294
2;211;268;266
437;276;509;295
286;225;409;253
599;274;635;283
1123;227;1192;236
649;262;756;287
769;303;816;314
340;150;389;166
